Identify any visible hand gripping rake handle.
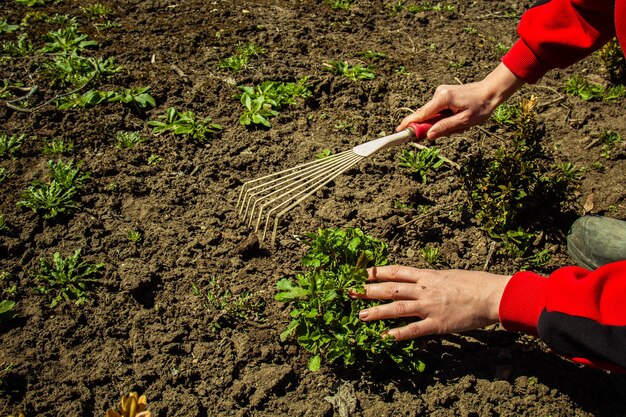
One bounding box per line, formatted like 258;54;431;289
352;113;447;157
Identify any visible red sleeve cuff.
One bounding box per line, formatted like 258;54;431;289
498;271;549;336
501;40;552;84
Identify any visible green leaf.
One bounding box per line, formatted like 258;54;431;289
308;354;321;371
275;278;309;301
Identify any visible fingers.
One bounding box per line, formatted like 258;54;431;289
367;265;432;283
385;319;440;341
396;94;450;132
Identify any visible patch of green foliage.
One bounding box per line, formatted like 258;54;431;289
238;78;311;127
127;229;142;243
0;167;11;184
17;159;90;219
40;20;98;54
597;38;626;84
325;0;355;9
108;86;156;111
34;249;103;308
323;61;375;81
42;137;73;155
397;147;444;183
276;227;425;372
148;107;222;141
192;278;265;332
407;2;455;13
114;131;147;148
43;55;122;88
15;0;59;6
56;87;154;111
147;154;162;165
490;103;520;125
564;75;626;101
420;245;442;265
0;20;19;34
0;133;25;159
462;96;579;266
315;149;332;159
599;130;624;159
2;34;34;58
0;300;17;323
219;42;266;72
359;50;386;61
80;3;112;19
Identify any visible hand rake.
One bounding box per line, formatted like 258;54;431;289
236;115;444;245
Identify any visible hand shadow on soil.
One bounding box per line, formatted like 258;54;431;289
363;329;626;417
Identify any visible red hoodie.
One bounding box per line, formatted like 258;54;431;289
499;0;626;372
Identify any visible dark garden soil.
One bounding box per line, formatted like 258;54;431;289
1;0;626;416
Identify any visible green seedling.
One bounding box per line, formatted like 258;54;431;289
599;130;623;159
0;20;19;34
93;20;120;32
407;2;455;12
359;50;386;61
55;89;112;109
108;86;155;112
276;227;425;372
40;20;98;54
147;154;162;165
563;75;626;101
2;34;33;58
34;249;103;308
42;137;73;155
420;245;441;265
387;0;405;13
315;149;332;159
80;3;112;19
490;103;520;125
148;107;222;141
556;161;585;183
17;159;90;219
323;61;375;81
0;213;8;234
0;272;17;299
0;300;17;323
192;278;264;332
0;167;11;184
43;55;121;87
44;13;71;24
394;65;411;75
114;131;146;148
0;134;25;159
15;0;56;5
219;42;266;72
127;229;142;243
334;121;356;134
238;78;311;127
325;0;355;9
597;38;626;84
392;199;413;210
397;147;444;183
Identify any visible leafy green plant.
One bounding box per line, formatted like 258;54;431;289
2;34;33;58
420;245;441;265
17;159;90;219
148;107;223;141
564;75;626;101
0;272;17;299
490;103;520;125
219;42;266;72
55;89;113;109
315;149;332;159
599;130;624;159
334;120;356;134
323;61;375;81
15;0;56;6
127;229;142;243
42;137;73;155
114;131;146;148
0;300;17;323
0;134;25;159
43;55;121;88
359;50;386;61
192;278;264;332
80;3;112;19
40;21;98;54
34;249;103;308
0;19;19;34
108;86;155;112
238;78;311;127
325;0;355;9
147;154;162;165
392;199;413;210
0;167;11;184
276;227;425;372
596;38;626;84
397;147;444;183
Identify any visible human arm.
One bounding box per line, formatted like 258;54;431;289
355;262;626;372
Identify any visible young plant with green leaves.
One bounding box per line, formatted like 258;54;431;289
148;107;223;141
564;75;626;101
0;19;19;34
80;3;112;19
108;86;156;112
0;300;17;323
2;34;33;57
42;137;73;155
127;229;142;243
114;131;147;148
599;130;624;159
238;78;311;127
43;55;121;88
421;245;442;265
0;167;10;184
597;38;626;84
325;0;355;9
276;227;425;372
15;0;57;6
34;249;104;308
192;278;264;332
323;61;375;81
397;147;444;183
0;133;25;159
40;20;98;54
17;159;90;219
219;42;266;72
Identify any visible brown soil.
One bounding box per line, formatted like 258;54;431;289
1;0;625;416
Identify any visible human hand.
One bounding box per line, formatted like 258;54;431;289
350;265;512;341
397;63;526;140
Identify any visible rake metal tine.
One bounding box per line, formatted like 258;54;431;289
261;153;365;243
242;150;356;222
247;152;359;228
237;150;353;214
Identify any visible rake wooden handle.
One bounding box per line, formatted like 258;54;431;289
352;114;447;157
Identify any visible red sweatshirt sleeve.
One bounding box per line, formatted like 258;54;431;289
499;260;626;372
502;0;617;83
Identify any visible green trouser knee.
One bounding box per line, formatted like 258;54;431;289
567;215;626;270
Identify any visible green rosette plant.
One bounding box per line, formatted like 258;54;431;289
276;227;425;372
